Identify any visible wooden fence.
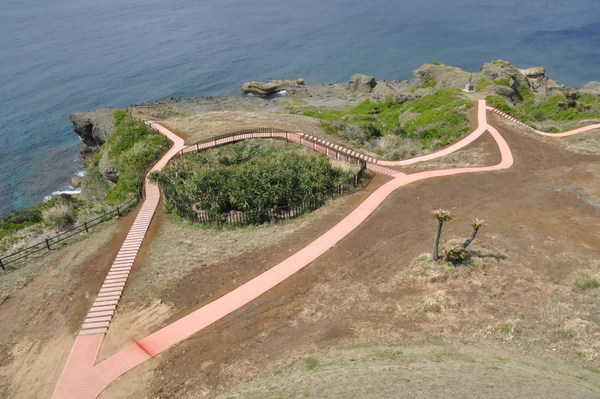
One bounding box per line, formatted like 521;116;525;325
0;195;139;273
182;165;368;227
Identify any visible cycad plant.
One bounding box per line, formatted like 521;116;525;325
462;218;486;249
431;208;454;261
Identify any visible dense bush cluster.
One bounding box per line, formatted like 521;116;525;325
150;141;348;219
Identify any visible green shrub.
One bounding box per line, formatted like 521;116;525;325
485;95;511;113
93;111;169;203
573;273;599;291
494;78;510;86
0;208;43;241
150;141;351;221
81;165;110;202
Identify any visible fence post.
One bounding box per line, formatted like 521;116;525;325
0;258;4;270
116;206;121;217
45;239;51;250
84;222;89;233
196;143;199;152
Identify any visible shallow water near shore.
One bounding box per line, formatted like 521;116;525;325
0;0;598;216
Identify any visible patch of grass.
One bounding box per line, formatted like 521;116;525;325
573;273;599;291
304;357;320;371
494;78;511;86
291;88;472;154
486;95;511;113
414;290;458;313
416;80;437;89
475;78;491;91
0;208;43;241
499;323;514;335
99;111;169;203
489;87;600;128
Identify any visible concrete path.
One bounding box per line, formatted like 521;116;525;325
51;100;595;398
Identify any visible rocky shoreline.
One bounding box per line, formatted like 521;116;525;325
68;60;600;192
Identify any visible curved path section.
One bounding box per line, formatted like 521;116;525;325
52;100;594;398
488;107;600;137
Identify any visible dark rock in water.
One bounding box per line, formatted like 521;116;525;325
241;78;305;95
347;74;377;93
69;108;115;164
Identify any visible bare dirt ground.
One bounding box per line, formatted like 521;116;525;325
1;111;599;399
0;204;144;398
100;113;598;398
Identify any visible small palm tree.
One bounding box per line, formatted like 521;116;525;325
461;218;486;249
431;209;454;261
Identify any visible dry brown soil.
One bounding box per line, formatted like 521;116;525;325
102;114;599;398
1;112;599;399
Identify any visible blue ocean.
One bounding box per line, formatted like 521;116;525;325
1;0;599;216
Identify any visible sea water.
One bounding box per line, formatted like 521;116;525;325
1;0;598;216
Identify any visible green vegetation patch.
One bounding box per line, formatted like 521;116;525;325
416;80;437;89
475;78;491;91
489;90;600;128
84;110;169;203
297;88;472;153
494;78;511;86
150;140;354;220
573;273;599;291
0;208;43;241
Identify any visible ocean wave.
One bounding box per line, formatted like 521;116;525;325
44;188;82;202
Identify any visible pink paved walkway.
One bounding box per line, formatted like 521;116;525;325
51;100;595;398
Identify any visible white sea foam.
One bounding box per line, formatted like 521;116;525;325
44;188;82;202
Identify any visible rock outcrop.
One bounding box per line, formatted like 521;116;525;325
410;63;472;89
519;66;560;90
69;108;115;164
241;78;305;95
347;74;377;93
581;81;600;96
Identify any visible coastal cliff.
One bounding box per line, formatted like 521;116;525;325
70;60;600;169
69;108;115;165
